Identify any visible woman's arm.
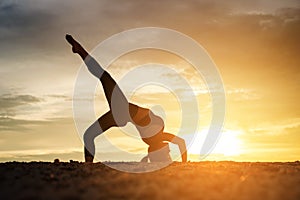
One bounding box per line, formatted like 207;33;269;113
162;132;187;162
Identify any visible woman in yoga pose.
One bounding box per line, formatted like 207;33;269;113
66;34;187;163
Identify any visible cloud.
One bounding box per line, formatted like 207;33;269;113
1;0;299;67
0;93;42;120
248;118;300;135
0;94;41;109
0;116;74;132
0;116;46;131
226;87;261;101
0;93;72;131
1;0;298;40
0;0;55;40
239;118;300;159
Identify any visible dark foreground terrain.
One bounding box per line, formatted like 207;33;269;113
0;161;299;200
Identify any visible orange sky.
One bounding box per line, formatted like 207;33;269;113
0;0;299;162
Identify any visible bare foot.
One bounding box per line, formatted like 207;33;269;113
65;34;83;54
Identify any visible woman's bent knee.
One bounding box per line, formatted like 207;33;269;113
83;121;102;144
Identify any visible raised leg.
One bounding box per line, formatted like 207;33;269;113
66;34;130;126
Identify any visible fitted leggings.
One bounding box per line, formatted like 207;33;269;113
83;55;135;161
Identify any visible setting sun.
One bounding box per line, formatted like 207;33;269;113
215;130;243;156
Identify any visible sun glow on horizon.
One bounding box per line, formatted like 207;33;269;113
215;130;243;156
187;129;243;158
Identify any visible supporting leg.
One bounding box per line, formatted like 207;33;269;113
83;111;117;162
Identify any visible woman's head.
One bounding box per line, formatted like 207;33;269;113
147;142;172;162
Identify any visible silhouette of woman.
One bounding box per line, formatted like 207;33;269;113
66;34;187;163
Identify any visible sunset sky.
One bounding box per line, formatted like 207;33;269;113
0;0;299;162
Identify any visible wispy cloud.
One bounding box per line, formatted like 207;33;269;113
0;93;72;131
226;87;261;101
0;94;41;110
0;116;47;131
248;118;300;135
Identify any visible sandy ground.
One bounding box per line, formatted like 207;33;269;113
0;161;299;200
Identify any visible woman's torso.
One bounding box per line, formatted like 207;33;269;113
129;104;165;145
